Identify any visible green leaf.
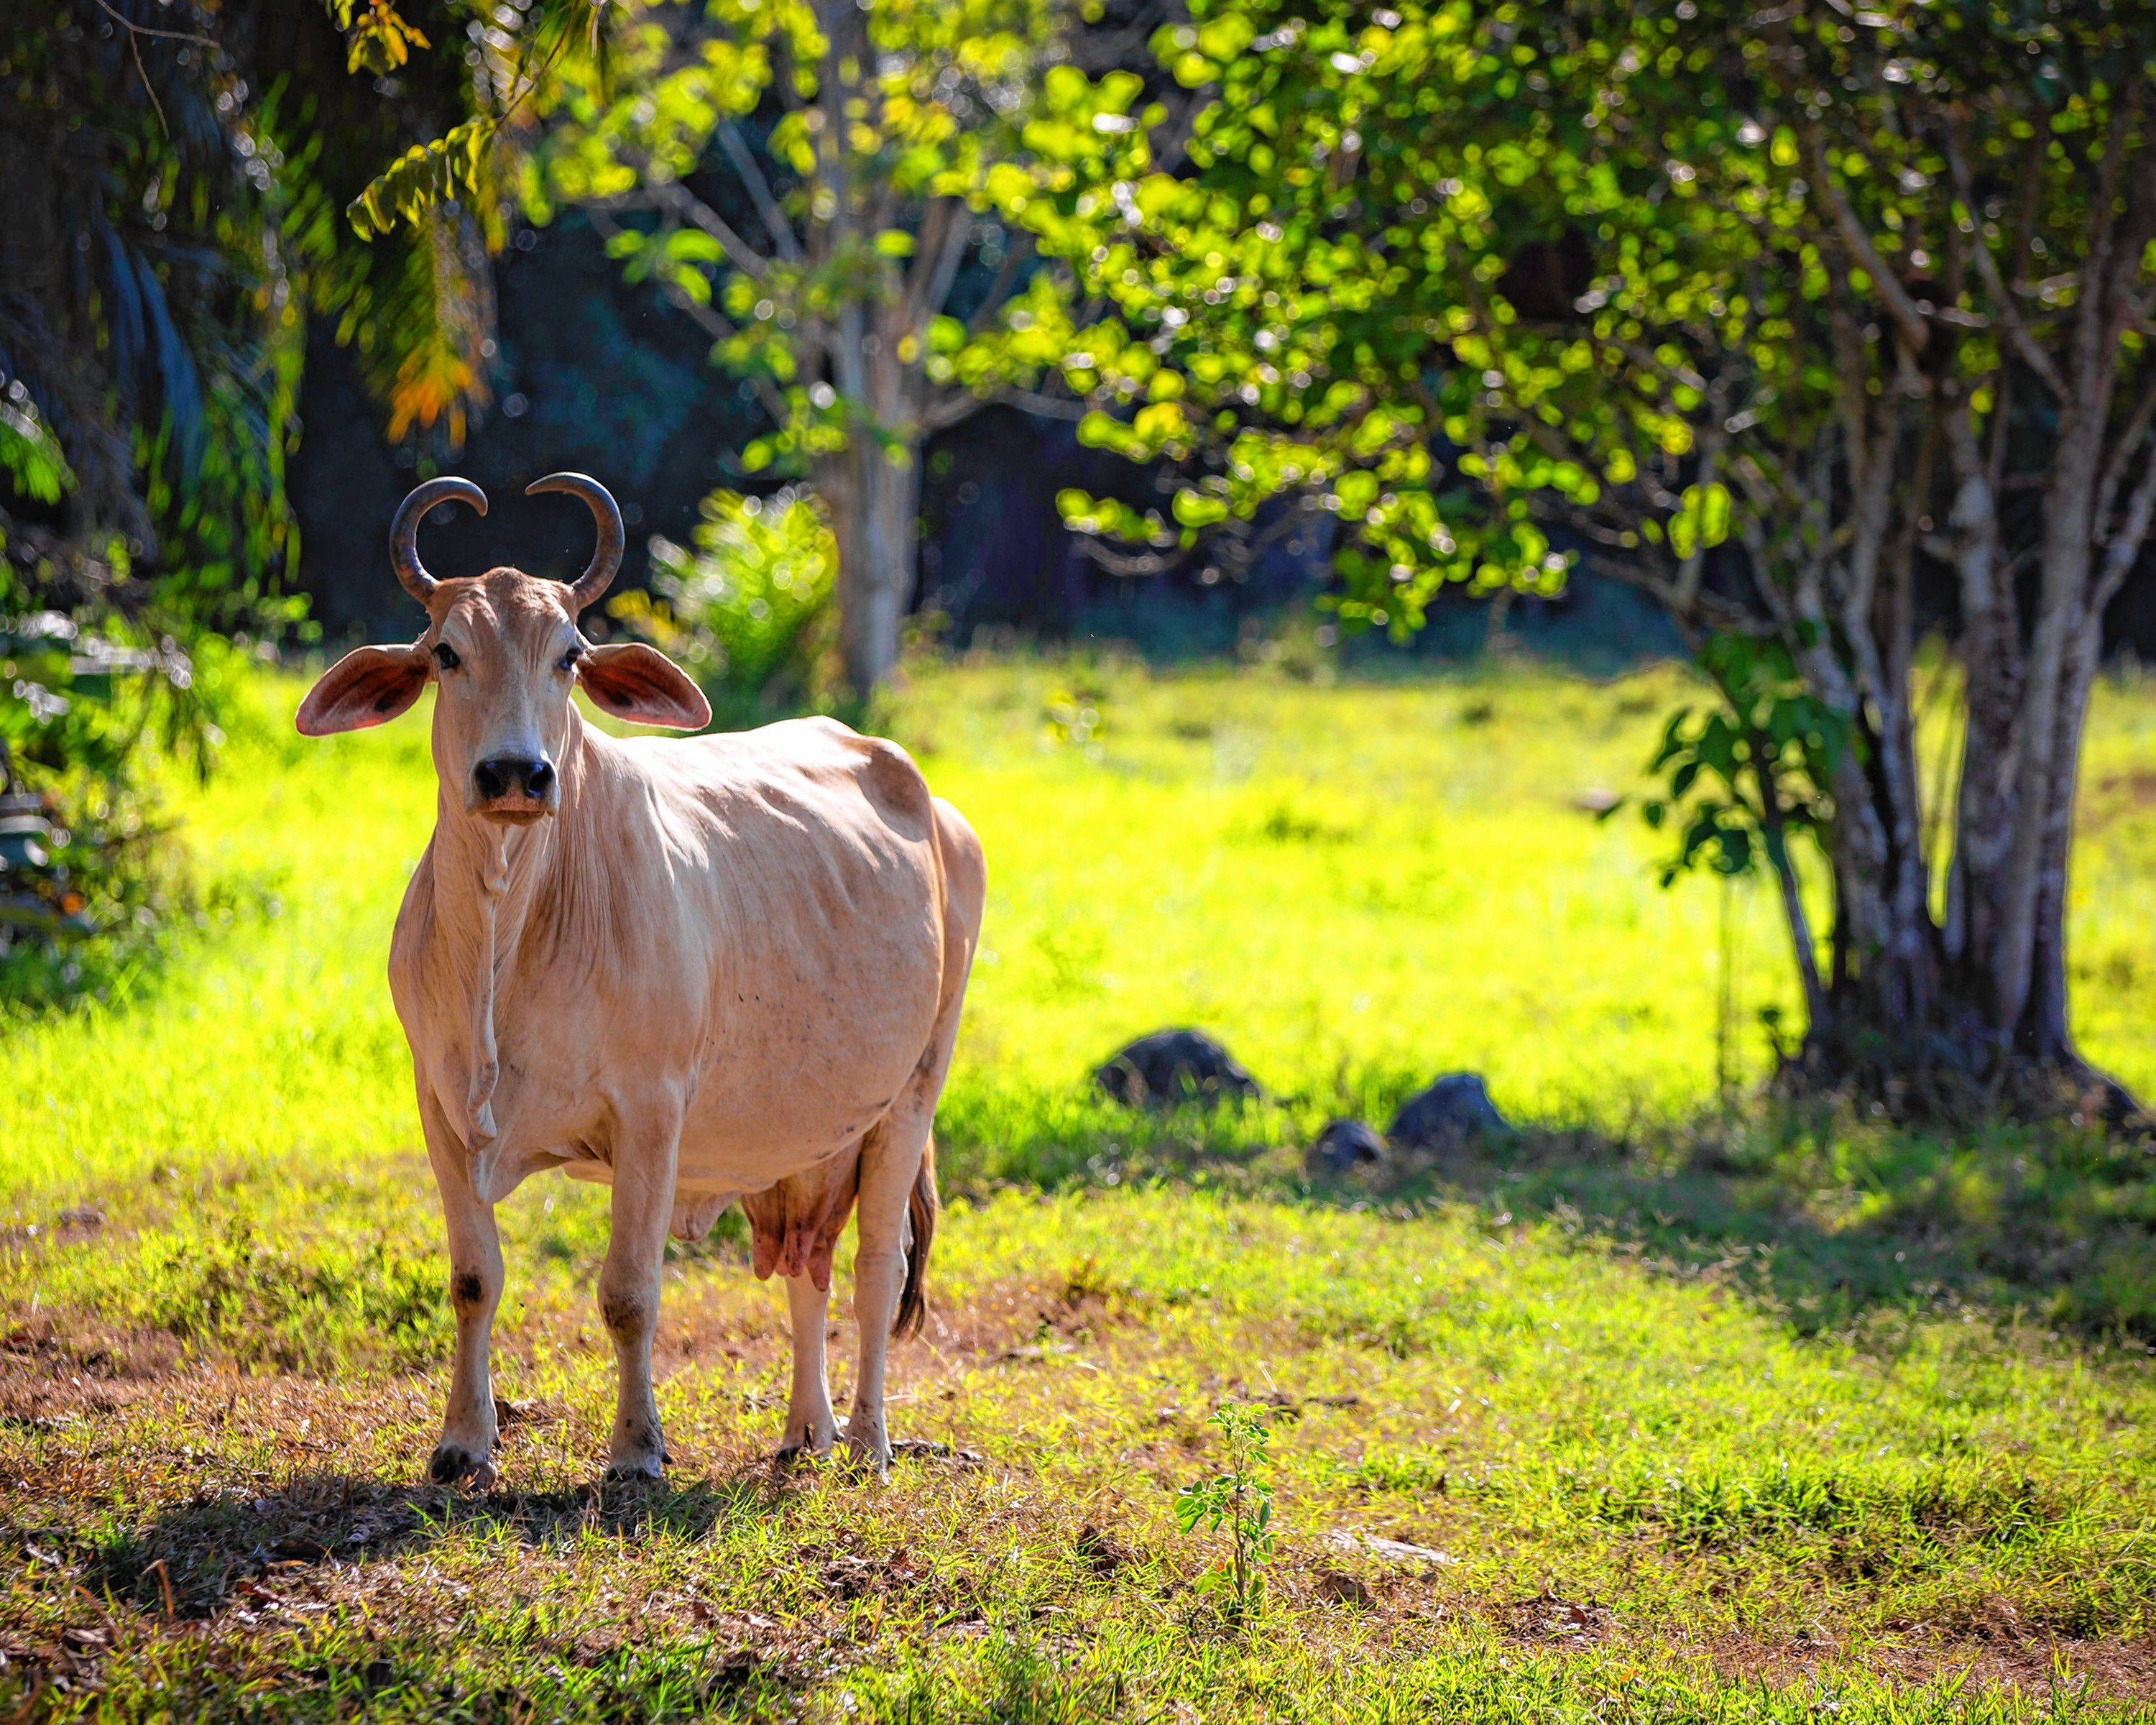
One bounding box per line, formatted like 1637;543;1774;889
347;119;496;239
1171;490;1229;528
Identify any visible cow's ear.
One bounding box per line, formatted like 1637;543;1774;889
577;643;711;730
295;644;432;737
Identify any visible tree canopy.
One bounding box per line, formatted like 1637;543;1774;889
1044;0;2156;1101
517;0;1152;691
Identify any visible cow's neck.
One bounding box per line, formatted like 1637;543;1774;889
427;720;591;1149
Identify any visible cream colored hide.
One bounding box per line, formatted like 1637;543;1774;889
298;479;983;1485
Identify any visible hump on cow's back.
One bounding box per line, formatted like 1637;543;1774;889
802;717;936;842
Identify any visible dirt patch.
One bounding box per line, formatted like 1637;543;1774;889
1710;1627;2156;1706
1495;1590;1617;1647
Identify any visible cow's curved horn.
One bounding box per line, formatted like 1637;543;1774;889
390;477;487;604
527;472;624;612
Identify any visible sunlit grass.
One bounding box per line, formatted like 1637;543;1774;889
9;648;2156;1201
2;652;1778;1203
4;650;2156;1721
8;1171;2156;1720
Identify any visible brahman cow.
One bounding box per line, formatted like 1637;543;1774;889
296;474;984;1484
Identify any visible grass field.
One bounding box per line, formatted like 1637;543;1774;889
4;649;2155;1721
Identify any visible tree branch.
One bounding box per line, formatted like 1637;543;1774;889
906;197;972;334
2096;435;2156;613
647;179;770;281
1943;119;2063;395
1074;535;1183;577
715;121;801;263
93;0;216;47
921;384;1089;433
2096;361;2156;530
1808;135;1932;357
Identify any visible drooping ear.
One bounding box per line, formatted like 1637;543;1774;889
577;642;711;730
295;644;433;737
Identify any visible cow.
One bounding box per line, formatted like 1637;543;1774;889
295;474;985;1484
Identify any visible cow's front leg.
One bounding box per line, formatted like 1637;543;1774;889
778;1271;837;1466
598;1103;682;1481
843;1117;928;1476
420;1087;502;1487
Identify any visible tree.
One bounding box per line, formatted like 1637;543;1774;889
522;0;1148;694
0;0;515;985
1047;0;2156;1112
0;0;520;592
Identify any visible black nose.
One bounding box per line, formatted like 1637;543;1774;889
473;756;555;802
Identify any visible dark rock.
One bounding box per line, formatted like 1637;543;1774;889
1306;1118;1386;1176
1074;1522;1128;1576
1314;1568;1375;1609
1093;1030;1261;1107
1389;1072;1509;1152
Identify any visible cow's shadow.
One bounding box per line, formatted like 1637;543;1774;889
74;1463;787;1620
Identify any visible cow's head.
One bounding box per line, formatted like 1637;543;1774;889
296;475;709;823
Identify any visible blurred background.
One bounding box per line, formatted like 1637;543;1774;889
4;0;2155;1136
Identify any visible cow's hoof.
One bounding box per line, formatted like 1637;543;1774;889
604;1451;665;1484
774;1435;834;1476
429;1441;497;1489
775;1419;836;1470
839;1430;892;1479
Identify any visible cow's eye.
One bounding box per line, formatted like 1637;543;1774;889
558;646;583;673
433;642;461;672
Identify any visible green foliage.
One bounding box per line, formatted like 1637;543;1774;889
339;0;613;243
344;117;497;242
610;487;836;713
1029;0;1773;623
0;618;165;930
0;4;313;603
1175;1403;1276;1619
0;395;68;510
326;0;433;75
0;0;535;998
0;553;267;1003
524;0;1146;472
1629;632;1850;889
1023;0;2156;1064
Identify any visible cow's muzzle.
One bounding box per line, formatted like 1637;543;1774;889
471;755;557;822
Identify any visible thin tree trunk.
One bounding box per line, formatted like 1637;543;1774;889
1994;435;2101;1039
826;437;921;699
1749;725;1830;1048
2025;610;2099;1063
1940;409;2019;982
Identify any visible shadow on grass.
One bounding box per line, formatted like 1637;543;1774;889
1318;1108;2156;1345
73;1466;786;1621
995;1087;2156;1345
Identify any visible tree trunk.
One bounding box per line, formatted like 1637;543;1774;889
2015;603;2139;1120
824;438;921;699
1766;584;2139;1116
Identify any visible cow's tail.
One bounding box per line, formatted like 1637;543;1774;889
893;1136;939;1339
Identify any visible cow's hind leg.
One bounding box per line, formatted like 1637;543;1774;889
844;796;982;1474
420;1088;502;1487
842;1114;931;1475
598;1103;683;1481
778;1272;838;1465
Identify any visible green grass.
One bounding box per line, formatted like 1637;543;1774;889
4;649;2156;1721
